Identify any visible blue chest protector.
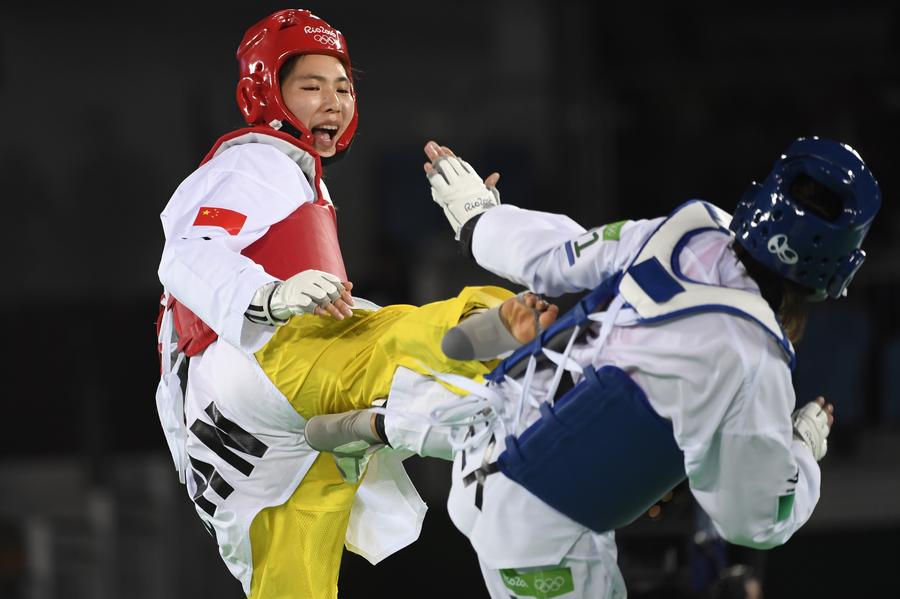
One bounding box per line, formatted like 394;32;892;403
489;200;794;534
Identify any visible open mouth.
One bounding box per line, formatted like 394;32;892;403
311;125;339;145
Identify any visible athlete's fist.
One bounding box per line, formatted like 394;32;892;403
245;270;354;326
792;397;833;461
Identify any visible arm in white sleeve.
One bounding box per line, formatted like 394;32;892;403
470;204;661;296
693;431;820;550
688;346;821;550
159;235;278;346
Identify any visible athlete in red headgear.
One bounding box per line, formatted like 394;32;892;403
153;9;383;598
235;8;359;158
154;9;514;599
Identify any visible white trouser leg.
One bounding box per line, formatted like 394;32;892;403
475;532;627;599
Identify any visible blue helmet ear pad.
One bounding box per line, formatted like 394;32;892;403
825;248;866;301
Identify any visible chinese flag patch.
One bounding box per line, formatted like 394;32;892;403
192;206;247;235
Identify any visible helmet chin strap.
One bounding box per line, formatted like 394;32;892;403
271;119;306;143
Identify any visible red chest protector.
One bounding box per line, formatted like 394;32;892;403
160;128;348;357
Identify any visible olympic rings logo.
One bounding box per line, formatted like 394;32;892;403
533;576;566;593
767;234;799;265
313;33;338;46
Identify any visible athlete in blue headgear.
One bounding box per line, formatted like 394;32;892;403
306;136;881;598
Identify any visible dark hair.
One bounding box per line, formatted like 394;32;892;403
278;54;303;85
734;242;810;344
278;54;362;87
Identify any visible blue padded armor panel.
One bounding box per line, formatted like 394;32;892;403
497;364;686;533
628;257;686;303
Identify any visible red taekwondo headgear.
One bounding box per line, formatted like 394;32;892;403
235;9;358;155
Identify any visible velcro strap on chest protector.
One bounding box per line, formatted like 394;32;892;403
496;365;686;533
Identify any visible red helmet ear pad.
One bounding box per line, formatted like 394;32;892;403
234;9;358;154
236;74;267;124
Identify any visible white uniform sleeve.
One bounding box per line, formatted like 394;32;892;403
158;144;314;348
696;433;820;550
470;204;662;295
685;336;820;550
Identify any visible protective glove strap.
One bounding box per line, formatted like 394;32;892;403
245;281;288;326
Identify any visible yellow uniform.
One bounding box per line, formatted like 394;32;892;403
248;285;512;598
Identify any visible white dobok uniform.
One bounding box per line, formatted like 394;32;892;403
155;133;425;594
384;201;821;599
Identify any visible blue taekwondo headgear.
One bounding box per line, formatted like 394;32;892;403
730;137;881;301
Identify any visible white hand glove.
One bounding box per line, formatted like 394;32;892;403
792;401;831;461
427;155;500;240
247;269;343;325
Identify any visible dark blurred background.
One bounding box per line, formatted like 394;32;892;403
2;1;899;597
